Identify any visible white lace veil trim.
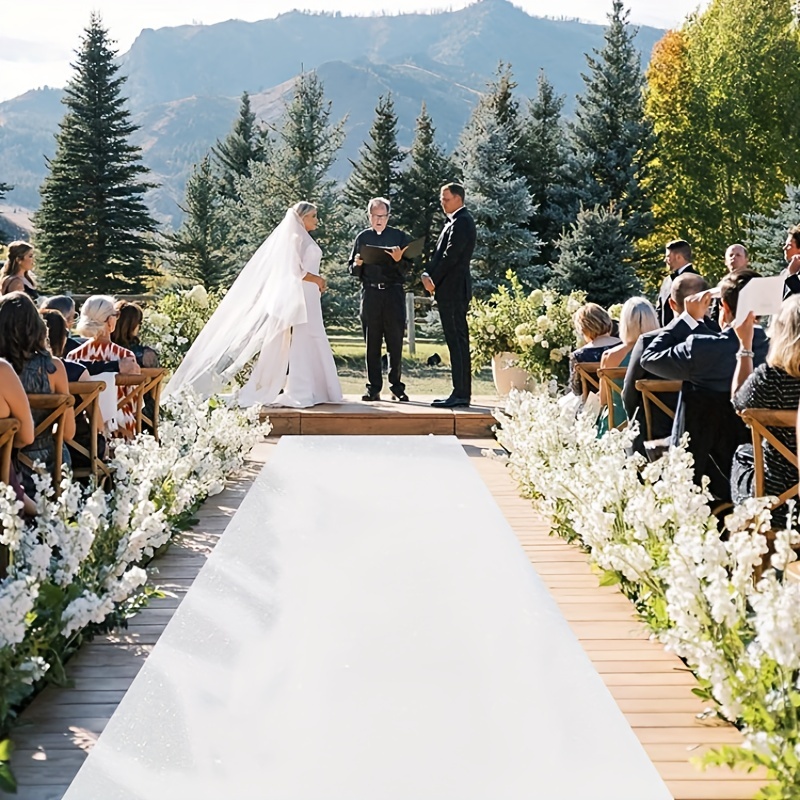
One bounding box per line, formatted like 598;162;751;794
164;208;310;400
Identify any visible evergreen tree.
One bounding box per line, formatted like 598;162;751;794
34;14;158;293
458;100;541;297
394;103;453;279
549;204;640;307
343;94;405;217
212;92;270;201
0;182;10;244
164;155;231;289
569;0;654;245
518;72;572;267
746;185;800;276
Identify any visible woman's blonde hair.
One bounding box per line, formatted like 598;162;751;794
76;295;117;338
619;297;659;345
768;294;800;377
292;201;317;220
573;302;612;342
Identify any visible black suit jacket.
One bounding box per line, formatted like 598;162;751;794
428;207;476;303
655;264;698;327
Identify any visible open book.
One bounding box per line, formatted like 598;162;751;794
360;236;426;266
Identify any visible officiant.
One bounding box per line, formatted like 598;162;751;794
349;196;413;402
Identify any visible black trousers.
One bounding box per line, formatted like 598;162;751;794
437;297;471;399
360;284;406;394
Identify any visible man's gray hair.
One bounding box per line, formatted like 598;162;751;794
367;197;391;216
41;295;76;317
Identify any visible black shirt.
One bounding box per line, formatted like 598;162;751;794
348;226;412;284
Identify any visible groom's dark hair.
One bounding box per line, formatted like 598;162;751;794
441;182;465;201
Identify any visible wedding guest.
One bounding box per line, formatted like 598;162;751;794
111;301;159;368
41;309;88;381
597;297;658;435
730;295;800;526
655;239;698;327
67;295;139;440
0;292;74;496
0;241;39;301
568;303;621;396
0;358;37;515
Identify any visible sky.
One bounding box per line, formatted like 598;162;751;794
0;0;707;103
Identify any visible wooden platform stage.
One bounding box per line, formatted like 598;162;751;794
262;394;499;436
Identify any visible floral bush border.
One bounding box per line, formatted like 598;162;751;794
494;388;800;800
0;392;270;792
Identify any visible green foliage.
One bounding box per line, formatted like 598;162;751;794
343;94;405;217
746;184;800;276
33;13;159;293
140;285;223;372
549;203;640;308
164;155;232;289
644;0;800;278
569;0;654;247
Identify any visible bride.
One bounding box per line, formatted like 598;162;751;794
164;202;344;407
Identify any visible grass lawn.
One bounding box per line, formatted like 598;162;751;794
328;329;497;397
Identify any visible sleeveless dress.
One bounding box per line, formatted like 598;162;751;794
18;351;70;496
596;351;631;437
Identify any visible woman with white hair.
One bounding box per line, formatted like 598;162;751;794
66;295;139;439
597;297;659;435
165;202;343;407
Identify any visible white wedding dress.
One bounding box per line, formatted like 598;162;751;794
239;237;343;408
163;208;344;408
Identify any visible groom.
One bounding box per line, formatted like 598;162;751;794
422;182;476;408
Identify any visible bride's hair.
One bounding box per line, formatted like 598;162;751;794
292;201;317;220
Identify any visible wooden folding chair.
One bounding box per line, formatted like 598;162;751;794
17;393;75;495
115;374;147;436
574;362;601;401
67;381;112;485
634;379;681;441
0;418;20;578
138;367;167;441
597;367;628;430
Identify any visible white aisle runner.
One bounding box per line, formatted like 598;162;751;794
64;436;672;800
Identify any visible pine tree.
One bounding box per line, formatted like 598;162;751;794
569;0;653;245
34;14;158;293
518;71;571;268
394;104;453;278
343;94;405;218
212;92;270;202
549;204;640;307
746;185;800;276
164;155;231;289
458;100;541;297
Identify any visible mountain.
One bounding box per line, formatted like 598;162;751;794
0;0;664;229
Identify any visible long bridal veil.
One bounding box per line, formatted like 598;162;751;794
164;208;309;401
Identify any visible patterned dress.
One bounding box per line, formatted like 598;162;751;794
67;339;138;439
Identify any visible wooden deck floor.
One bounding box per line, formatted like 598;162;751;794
8;434;765;800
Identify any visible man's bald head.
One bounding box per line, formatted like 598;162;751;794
671;273;709;313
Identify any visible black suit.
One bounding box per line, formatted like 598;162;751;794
640;318;768;498
427;206;477;399
655;264;698;327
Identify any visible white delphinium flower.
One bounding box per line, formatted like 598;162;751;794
0;578;40;647
61;590;116;638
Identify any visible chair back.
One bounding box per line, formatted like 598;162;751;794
17;393;74;494
115;374;147;434
574;362;601;401
738;408;799;509
139;368;167;441
67;381;112;485
0;418;20;486
597;367;628;430
634;379;681;441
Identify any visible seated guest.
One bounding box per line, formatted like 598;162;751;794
0;358;37;515
0;292;75;496
67;296;139;440
41;295;81;354
641;270;769;499
111;301;159;368
568;303;621;396
0;241;38;301
730;296;800;526
597;297;659;436
41;309;88;381
622;273;710;455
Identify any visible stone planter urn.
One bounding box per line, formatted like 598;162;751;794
491;352;532;396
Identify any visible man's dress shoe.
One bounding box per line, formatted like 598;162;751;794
431;396;470;408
